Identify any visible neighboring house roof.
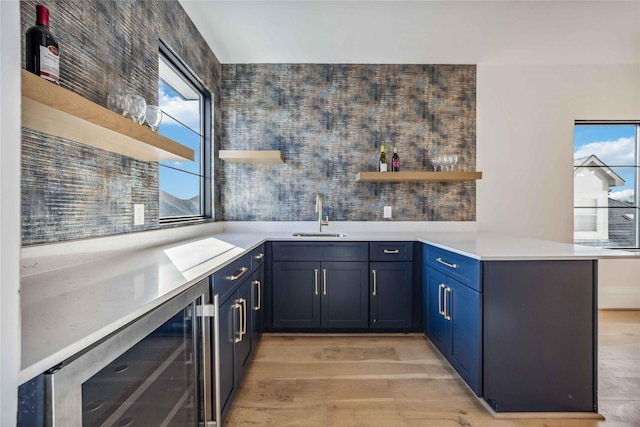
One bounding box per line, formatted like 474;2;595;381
574;155;625;187
579;198;636;247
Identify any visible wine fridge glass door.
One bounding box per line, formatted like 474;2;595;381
44;279;209;427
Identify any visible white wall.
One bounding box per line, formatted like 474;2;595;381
476;64;640;308
0;1;22;425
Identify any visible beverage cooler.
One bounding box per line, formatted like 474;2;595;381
43;278;222;426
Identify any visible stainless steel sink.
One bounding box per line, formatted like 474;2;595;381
292;232;349;237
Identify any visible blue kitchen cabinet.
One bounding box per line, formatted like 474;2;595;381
370;261;413;330
321;261;369;329
272;261;322;328
213;247;263;423
369;242;414;330
423;244;482;396
250;266;265;344
272;260;369;329
271;242;370;330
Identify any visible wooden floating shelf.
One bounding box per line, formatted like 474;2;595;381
356;171;483;182
219;150;285;163
21;69;194;162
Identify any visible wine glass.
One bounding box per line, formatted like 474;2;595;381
432;156;442;171
451;154;459;171
107;86;128;116
128;95;146;125
145;105;162;131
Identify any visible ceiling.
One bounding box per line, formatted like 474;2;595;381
179;1;640;65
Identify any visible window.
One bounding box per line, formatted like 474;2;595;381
573;122;639;248
158;42;211;222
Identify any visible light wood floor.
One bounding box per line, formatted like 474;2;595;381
225;311;640;427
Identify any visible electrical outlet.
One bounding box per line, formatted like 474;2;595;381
134;204;145;225
383;206;392;218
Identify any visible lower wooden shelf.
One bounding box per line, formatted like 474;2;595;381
219;150;285;163
356;171;482;182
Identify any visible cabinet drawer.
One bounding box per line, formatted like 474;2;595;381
370;241;413;261
213;253;252;301
425;245;481;292
251;244;265;270
272;242;368;262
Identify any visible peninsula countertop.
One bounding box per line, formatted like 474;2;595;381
19;223;637;383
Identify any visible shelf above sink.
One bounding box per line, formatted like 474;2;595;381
356;171;482;182
293;232;349;238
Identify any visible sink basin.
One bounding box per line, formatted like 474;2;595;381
292;232;349;237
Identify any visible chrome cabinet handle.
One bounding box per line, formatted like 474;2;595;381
255;253;264;260
227;266;248;281
383;249;400;254
372;270;377;296
443;287;451;321
314;269;319;296
240;298;247;336
233;302;243;343
436;257;458;269
438;283;445;315
253;280;261;311
323;269;327;296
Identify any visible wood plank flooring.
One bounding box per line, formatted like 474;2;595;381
225;311;640;427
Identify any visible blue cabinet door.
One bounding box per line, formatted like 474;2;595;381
218;294;237;419
425;268;450;356
251;267;264;342
235;279;253;383
370;261;413;329
272;262;321;329
448;278;482;395
321;262;369;329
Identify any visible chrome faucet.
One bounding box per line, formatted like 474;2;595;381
316;193;329;232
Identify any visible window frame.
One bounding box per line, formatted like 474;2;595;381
158;40;212;223
573;120;640;249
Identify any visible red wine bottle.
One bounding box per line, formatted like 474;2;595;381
391;147;399;172
25;5;59;84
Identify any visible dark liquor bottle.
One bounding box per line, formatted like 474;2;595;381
391;147;399;172
379;146;388;172
26;5;59;84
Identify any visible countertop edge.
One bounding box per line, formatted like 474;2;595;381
19;231;638;383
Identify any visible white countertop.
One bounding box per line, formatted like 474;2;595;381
19;223;637;383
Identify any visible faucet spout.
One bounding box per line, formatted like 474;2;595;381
316;193;329;232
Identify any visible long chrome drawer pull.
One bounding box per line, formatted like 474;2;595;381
436;257;458;269
255;253;264;260
314;269;319;296
383;249;400;254
240;298;247;336
323;269;327;296
226;266;248;281
233;302;243;343
444;287;452;320
438;283;445;315
253;280;261;311
372;270;377;296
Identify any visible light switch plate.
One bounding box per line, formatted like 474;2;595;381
383;206;392;218
134;204;145;225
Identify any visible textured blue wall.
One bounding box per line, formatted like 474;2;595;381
221;64;477;221
20;0;222;245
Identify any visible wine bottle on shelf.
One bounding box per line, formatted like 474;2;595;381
25;4;60;85
391;147;399;172
379;146;388;172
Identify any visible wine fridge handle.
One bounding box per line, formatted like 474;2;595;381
202;294;221;426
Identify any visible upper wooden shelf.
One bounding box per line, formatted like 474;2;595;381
21;70;194;162
356;171;483;182
219;150;285;163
